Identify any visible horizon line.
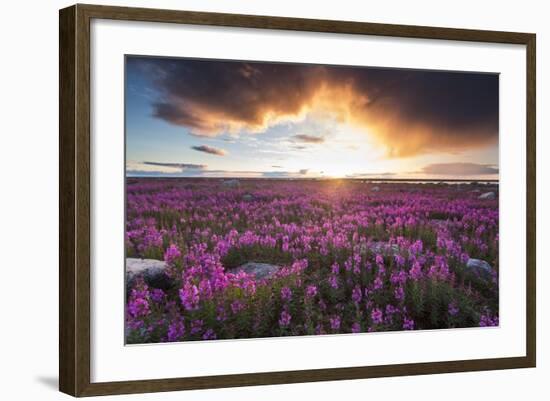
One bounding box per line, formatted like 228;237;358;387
126;176;499;183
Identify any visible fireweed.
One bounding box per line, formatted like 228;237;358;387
125;179;499;343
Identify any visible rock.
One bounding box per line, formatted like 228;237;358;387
127;257;167;276
230;262;281;280
466;258;492;278
242;193;254;201
371;186;380;192
222;179;240;188
430;219;448;230
360;242;399;255
478;191;496;200
126;258;172;296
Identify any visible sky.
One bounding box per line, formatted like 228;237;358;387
125;56;499;180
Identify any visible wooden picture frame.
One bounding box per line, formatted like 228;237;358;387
59;3;536;397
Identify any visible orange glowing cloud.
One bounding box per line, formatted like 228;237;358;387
129;57;498;158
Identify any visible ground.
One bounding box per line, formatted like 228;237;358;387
125;178;499;343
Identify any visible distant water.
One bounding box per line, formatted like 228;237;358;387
360;180;498;185
126;175;499;185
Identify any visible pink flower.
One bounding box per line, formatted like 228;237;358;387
167;320;185;341
479;311;499;327
448;301;459;316
373;276;383;291
409;260;423;281
202;329;217;340
190;319;203;335
306;285;317;298
330;316;341;331
371;308;383;325
329;274;339;289
279;310;291;327
394;286;405;301
179;283;199;311
352;285;362;304
231;299;245;314
331;262;340;275
164;243;181;266
128;297;149;318
403;318;415;330
150;288;165;303
280;286;292;302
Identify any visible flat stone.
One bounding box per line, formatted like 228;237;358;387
360;242;399;255
127;258;166;275
466;258;492;279
231;262;281;280
430;219;448;230
222;179;240;188
478;191;496;200
126;258;172;295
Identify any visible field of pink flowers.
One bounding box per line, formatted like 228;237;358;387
125;179;499;344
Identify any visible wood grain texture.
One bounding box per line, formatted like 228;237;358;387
59;5;76;396
60;4;92;396
58;3;536;397
78;3;533;43
525;34;536;367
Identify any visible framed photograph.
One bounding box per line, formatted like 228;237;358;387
59;4;536;397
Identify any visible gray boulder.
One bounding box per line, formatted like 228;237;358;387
430;219;448;230
360;241;399;255
222;179;240;188
478;192;496;200
242;193;255;201
466;258;492;279
126;258;173;296
230;262;281;280
371;186;380;192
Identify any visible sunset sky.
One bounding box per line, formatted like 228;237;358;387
125;56;499;180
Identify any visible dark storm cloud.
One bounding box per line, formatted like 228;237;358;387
343;69;499;157
143;161;206;169
190;145;227;156
127;56;498;157
421;163;499;176
293;134;325;144
130;57;323;135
